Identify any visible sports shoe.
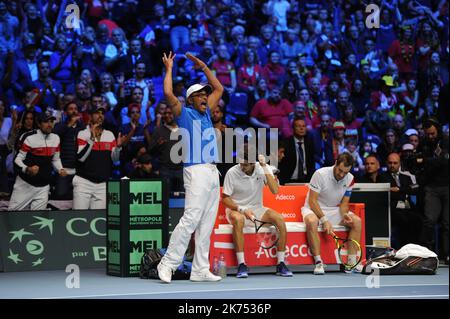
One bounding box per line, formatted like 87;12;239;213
276;262;293;277
157;262;173;283
190;271;222;282
236;263;249;278
344;263;364;274
313;262;325;275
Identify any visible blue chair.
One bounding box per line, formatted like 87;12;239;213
227;92;248;116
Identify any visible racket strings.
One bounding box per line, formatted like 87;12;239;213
255;223;279;249
337;239;362;268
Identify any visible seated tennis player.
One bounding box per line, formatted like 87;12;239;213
302;153;363;275
222;145;293;278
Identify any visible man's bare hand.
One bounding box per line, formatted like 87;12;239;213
186;52;207;70
162;51;176;69
244;209;256;221
323;220;334;235
59;169;68;177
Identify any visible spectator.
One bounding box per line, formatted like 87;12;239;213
123;61;155;124
8;111;66;210
264;0;291;32
370;75;398;113
342;138;365;176
7;109;36;160
401;78;421;118
298;29;317;67
0;1;20;57
332;121;346;160
280;29;302;65
383;152;422;249
168;0;193;53
278;118;315;184
261;50;286;90
292;101;313;130
212;44;237;95
357;154;388;183
253;77;270;102
119;37;153;79
297;88;318;120
311;113;334;168
0;99;12;196
104;28;128;74
257;25;280;66
9;40;37;106
392;114;407;138
99;72;119;111
119;103;151;176
33;58;63;110
350;78;370;119
75;82;93;124
418;118;449;264
128;153;158;179
405;128;420;150
342;103;362;131
73;104;123;209
377;128;401;165
147;106;183;192
250;86;293;138
49;35;77;91
52;101;85;199
237;49;262;93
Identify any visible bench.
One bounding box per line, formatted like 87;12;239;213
209;185;365;267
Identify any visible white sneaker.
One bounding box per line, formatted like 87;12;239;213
190;271;222;282
344;263;364;274
313;262;326;275
157;262;172;283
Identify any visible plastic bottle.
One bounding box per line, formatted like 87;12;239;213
212;256;219;275
218;252;227;278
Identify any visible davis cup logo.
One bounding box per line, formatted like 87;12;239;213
7;216;54;267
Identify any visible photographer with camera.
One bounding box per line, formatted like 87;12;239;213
416;118;449;264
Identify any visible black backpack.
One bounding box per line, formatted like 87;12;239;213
139;248;192;280
139;249;163;279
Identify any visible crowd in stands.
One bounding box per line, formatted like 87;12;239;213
0;0;448;259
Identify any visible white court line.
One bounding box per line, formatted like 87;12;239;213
296;295;449;299
36;283;448;299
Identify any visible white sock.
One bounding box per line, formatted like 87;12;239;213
277;251;285;264
313;255;322;264
236;252;245;265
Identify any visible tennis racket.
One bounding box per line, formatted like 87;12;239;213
252;218;280;249
332;234;362;270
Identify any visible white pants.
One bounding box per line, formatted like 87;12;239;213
160;163;220;273
72;175;106;210
8;176;49;211
301;206;354;226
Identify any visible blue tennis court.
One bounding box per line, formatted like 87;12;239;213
0;266;447;299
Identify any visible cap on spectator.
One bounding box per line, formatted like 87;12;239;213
37;110;56;122
382;75;394;87
186;83;212;100
137;153;152;164
333;121;345;130
402;143;414;151
128;103;141;114
404;128;419;136
360;59;369;65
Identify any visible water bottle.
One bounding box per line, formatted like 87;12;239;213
212;256;219;275
218;252;227;278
